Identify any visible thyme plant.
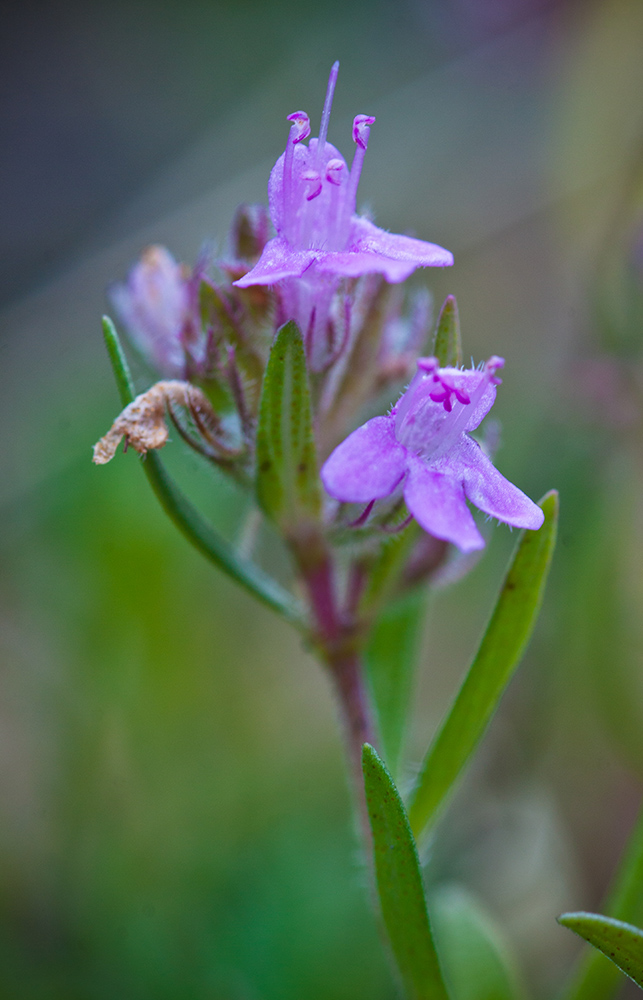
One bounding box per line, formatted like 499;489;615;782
92;65;643;999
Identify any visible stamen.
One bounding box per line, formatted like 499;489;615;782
394;362;433;432
429;387;453;411
429;376;471;412
286;111;311;144
353;114;375;150
348;499;375;528
345;115;376;221
485;355;504;384
426;356;506;462
417;358;472;412
316;61;340;166
326;158;344;185
283;112;310;238
302;169;322;200
395;355;504;462
381;512;414;534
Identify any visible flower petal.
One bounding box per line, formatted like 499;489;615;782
233;238;317;287
404;454;485;552
315;249;418;283
458;437;544;529
321;415;407;503
349;216;454;269
464;379;497;431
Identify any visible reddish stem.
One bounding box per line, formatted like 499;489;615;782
294;536;376;842
327;649;376;816
303;555;338;641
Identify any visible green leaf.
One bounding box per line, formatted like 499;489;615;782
432;296;462;369
558;913;643;992
431;886;526;1000
362;744;449;1000
255;321;321;530
366;587;428;779
408;491;558;840
561;802;643;1000
101;317;305;628
102;315;136;405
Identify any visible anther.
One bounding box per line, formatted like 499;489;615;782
430;387;453;411
418;358;473;413
287;111;311;144
485;355;505;385
326;158;344;185
302;170;322;200
352;114;376;150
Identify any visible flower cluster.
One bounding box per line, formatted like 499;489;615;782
97;63;542;565
234;61;453;370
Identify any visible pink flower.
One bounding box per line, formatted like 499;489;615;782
234;63;453;370
321;356;544;552
110;246;204;377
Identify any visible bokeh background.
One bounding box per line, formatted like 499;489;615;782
3;0;643;996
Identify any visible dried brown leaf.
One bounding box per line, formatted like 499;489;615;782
92;380;216;464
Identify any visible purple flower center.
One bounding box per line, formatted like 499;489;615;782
277;61;376;254
395;356;504;464
233;64;453;373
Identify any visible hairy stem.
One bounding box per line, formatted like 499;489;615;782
292;532;376;842
326;649;376;843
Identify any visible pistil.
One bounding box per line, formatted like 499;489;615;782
315;60;340;168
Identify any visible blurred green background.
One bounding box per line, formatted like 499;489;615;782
3;0;643;996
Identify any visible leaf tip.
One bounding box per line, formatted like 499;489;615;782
538;489;559;515
433;294;462;368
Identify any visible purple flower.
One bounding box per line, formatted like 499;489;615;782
111;246;204;377
321;356;544;552
234;62;453;370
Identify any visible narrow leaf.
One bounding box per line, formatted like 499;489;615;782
431;885;526;1000
101;317;305;627
256;321;321;529
142;453;304;626
558;912;643;991
363;744;449;1000
366;588;428;778
432;296;462;368
103;315;135;405
561;802;643;1000
408;491;558;839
